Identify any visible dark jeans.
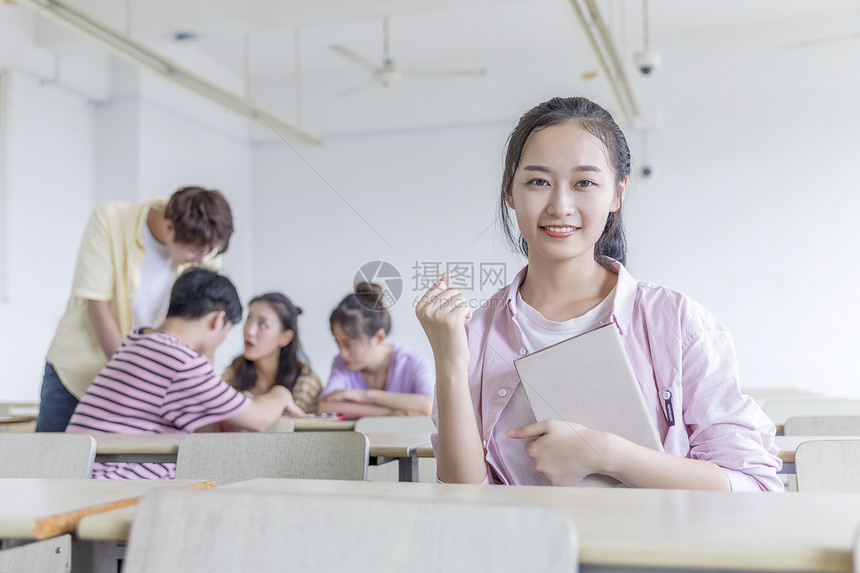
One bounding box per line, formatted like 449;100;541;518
35;362;79;432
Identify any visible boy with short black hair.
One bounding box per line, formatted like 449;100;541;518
66;268;295;479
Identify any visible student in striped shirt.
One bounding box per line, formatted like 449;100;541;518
67;268;297;479
222;292;323;416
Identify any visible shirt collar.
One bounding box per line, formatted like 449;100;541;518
504;266;528;318
136;199;168;251
502;260;637;335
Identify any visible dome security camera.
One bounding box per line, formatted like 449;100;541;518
633;50;662;75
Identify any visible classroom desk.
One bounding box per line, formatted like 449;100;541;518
0;478;213;540
364;432;430;483
0;416;35;425
289;416;356;431
222;478;860;572
85;479;840;571
77;478;860;571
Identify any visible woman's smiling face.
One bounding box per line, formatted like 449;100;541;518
506;121;625;265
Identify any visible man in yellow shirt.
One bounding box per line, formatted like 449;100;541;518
36;186;235;432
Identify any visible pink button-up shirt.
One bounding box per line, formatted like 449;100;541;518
432;262;783;492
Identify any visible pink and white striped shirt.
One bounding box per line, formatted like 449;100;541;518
67;329;249;479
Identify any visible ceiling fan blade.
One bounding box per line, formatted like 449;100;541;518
402;68;488;78
783;32;860;50
330;45;378;70
336;79;378;97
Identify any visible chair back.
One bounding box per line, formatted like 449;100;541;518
123;488;577;573
0;534;71;572
795;439;860;492
763;398;860;425
175;432;368;484
784;415;860;436
0;434;96;478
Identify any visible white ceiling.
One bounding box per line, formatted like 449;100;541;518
39;0;860;82
26;0;860;137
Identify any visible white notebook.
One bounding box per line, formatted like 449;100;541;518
514;323;663;486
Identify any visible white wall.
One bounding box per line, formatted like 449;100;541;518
0;71;97;401
0;12;256;400
624;18;860;397
250;13;860;397
253;122;522;382
2;0;859;402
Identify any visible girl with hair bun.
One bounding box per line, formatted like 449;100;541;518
223;292;323;417
416;96;782;490
318;282;434;417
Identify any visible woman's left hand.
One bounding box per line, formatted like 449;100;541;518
505;420;615;486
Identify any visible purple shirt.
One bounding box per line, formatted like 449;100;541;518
432;262;783;492
322;343;434;397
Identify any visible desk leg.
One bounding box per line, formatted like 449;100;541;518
72;540;122;573
398;454;419;483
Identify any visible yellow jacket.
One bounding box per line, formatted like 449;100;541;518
46;200;220;398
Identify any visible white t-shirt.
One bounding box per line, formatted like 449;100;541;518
494;286;616;485
132;225;175;329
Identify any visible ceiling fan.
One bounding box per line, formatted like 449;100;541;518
330;17;487;96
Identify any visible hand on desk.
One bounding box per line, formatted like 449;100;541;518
506;420;615;486
325;389;368;404
278;389;306;418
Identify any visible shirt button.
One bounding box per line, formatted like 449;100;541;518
519;348;527;355
482;440;488;448
498;389;507;397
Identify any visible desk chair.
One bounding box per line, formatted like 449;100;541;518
795;439;860;493
0;534;71;572
854;525;860;573
784;415;860;436
763;398;860;425
0;434;96;478
354;416;436;483
123;488;577;573
175;432;368;485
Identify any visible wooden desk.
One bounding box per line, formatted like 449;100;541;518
290;416;356;431
219;478;860;572
415;443;434;458
0;478;213;540
365;432;430;482
0;416;35;425
77;478;860;571
92;433;184;464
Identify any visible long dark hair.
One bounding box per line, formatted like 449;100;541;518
499;96;631;266
230;293;309;392
329;282;391;339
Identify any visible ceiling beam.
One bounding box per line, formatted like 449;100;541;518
560;0;640;124
9;0;323;146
